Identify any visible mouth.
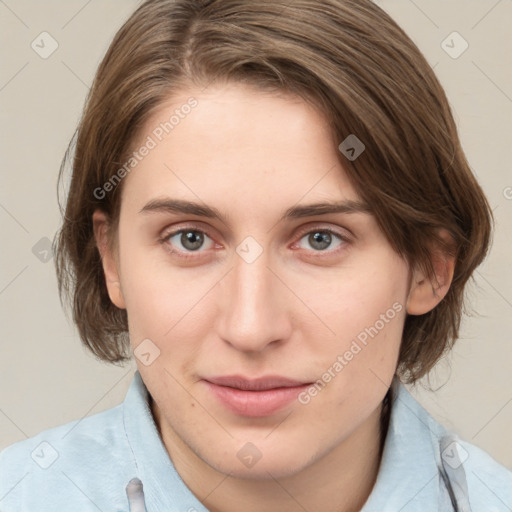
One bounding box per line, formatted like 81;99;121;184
202;375;313;417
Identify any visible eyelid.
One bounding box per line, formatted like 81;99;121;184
160;222;215;240
292;223;353;243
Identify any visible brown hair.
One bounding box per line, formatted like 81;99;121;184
54;0;493;383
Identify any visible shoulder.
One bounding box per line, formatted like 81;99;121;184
0;402;125;469
455;437;512;509
417;393;512;510
392;380;512;510
0;403;135;511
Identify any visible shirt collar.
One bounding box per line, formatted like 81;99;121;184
361;376;447;511
123;371;447;511
123;370;210;511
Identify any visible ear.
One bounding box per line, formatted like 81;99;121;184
406;229;456;315
92;209;126;310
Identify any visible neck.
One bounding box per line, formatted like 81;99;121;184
151;397;388;512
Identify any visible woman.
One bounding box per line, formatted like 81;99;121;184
0;0;510;510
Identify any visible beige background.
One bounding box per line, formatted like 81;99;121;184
0;0;511;468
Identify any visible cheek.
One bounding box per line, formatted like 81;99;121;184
297;249;409;368
117;238;219;360
115;233;177;341
310;254;407;323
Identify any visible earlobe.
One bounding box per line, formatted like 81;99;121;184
406;230;456;316
92;209;126;310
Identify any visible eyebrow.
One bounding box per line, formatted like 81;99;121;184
139;197;372;224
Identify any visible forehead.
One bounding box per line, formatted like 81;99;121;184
121;83;361;213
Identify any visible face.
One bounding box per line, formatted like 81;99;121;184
95;82;424;480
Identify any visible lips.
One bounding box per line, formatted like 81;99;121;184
202;375;312;417
206;375;307;390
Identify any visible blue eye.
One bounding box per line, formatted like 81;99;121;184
162;229;214;254
296;229;345;252
159;225;349;261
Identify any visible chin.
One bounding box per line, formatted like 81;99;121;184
200;442;319;480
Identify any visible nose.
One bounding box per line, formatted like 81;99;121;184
215;248;293;353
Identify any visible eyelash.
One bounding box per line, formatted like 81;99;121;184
158;224;351;260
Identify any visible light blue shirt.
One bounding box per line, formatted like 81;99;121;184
1;371;511;511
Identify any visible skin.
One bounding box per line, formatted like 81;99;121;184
93;82;454;512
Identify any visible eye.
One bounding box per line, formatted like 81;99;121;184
160;227;216;256
158;224;350;260
294;228;348;253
